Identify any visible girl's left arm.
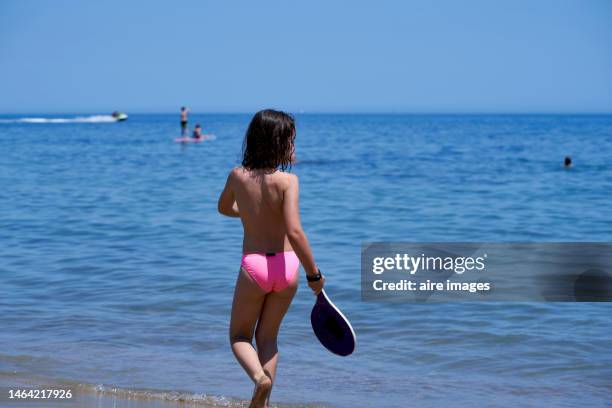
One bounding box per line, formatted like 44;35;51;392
217;171;240;217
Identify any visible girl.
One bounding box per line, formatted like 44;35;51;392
217;109;325;408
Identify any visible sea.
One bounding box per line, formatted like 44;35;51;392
1;113;611;407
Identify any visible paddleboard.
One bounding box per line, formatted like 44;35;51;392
174;134;215;143
311;288;356;356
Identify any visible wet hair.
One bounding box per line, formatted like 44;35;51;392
195;123;201;128
564;156;572;167
181;106;186;111
242;109;295;171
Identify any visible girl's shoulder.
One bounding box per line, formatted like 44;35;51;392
229;166;249;179
225;167;246;187
229;167;298;189
275;171;298;192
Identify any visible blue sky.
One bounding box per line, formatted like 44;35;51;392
1;0;610;113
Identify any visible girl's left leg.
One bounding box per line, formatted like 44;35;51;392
229;268;271;406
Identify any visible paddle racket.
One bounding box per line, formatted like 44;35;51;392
311;288;356;356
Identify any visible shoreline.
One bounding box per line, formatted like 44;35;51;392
0;374;323;408
1;374;241;408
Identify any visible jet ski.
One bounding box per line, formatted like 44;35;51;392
111;111;128;121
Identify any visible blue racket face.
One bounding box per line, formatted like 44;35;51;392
311;290;356;356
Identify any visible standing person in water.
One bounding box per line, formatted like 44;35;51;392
180;106;189;136
218;109;325;408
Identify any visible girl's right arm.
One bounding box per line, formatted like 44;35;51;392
283;174;325;294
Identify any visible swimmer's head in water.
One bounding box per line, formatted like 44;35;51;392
195;123;201;129
564;156;572;167
242;109;296;171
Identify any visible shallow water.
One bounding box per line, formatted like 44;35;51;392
1;114;611;407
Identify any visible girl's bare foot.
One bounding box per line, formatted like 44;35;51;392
249;374;272;408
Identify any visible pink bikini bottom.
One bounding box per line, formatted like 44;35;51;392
241;251;300;293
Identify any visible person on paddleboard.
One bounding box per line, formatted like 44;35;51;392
218;109;324;408
180;106;189;136
193;123;203;139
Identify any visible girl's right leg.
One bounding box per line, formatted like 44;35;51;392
255;273;298;405
229;268;271;407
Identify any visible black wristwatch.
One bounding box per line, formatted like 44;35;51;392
306;269;322;282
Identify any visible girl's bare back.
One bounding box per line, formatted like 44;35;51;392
229;167;295;254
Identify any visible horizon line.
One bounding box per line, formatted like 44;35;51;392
1;111;611;116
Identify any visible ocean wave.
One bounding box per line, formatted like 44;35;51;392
0;373;321;408
0;115;120;124
80;383;242;407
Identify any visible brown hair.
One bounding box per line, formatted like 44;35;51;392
242;109;295;171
